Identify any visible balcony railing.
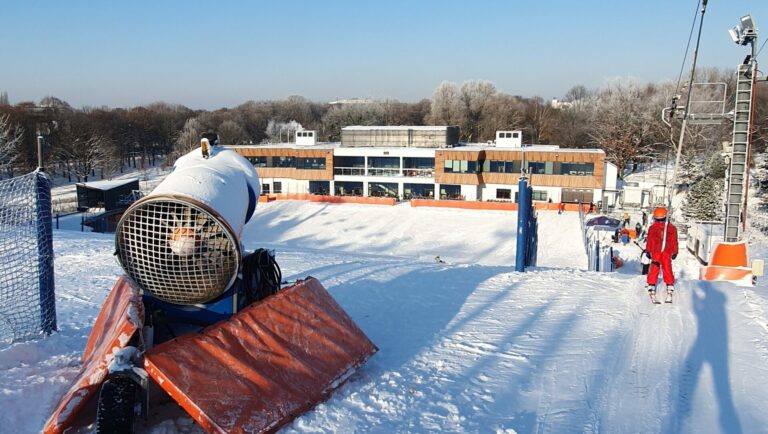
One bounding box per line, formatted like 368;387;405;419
334;167;435;177
333;167;366;176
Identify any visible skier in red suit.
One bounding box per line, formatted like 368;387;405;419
645;207;678;300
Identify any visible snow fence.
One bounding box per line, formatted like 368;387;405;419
0;170;56;345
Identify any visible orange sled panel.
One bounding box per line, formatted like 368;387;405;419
42;276;144;434
144;277;378;434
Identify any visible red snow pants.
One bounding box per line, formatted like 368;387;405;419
647;252;674;286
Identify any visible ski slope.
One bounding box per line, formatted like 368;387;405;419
3;201;768;433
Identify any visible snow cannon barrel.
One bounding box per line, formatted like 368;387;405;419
115;143;260;305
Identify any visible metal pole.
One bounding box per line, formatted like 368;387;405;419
664;0;708;251
37;135;44;171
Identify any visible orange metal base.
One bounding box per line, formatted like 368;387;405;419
143;277;377;434
700;241;754;285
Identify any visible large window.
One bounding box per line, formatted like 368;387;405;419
526;161;554;175
273;181;282;194
560;162;594;176
295;157;326;170
334;181;363;196
532;190;548;201
246;156;294;168
309;181;330;195
483;160;521;173
404;157;435;177
444;159;478;174
496;188;512;200
334;156;365;175
403;183;434;200
440;184;462;200
369;182;398;198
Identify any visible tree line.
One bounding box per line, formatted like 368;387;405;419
1;70;766;186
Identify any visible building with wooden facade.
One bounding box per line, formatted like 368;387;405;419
228;126;618;205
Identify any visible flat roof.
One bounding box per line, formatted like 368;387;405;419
77;178;139;190
229;143;605;154
342;126;453;131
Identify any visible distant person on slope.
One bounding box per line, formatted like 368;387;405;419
644;207;678;302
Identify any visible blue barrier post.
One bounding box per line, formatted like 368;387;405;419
35;171;57;334
515;177;530;272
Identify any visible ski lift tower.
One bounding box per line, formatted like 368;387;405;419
723;15;764;242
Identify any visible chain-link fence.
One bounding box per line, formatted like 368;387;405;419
0;171;56;345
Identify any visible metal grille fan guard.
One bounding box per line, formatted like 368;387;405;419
116;197;241;305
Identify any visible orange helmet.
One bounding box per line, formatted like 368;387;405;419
653;207;668;220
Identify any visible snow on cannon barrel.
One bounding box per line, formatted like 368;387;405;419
116;139;260;305
43;137;378;434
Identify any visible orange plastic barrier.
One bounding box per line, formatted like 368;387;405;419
43;276;144;434
311;195;396;205
700;241;753;284
144;277;378;434
410;199;518;211
707;241;748;267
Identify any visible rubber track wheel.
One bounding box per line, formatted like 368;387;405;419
96;376;138;434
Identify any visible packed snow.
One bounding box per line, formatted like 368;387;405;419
2;199;768;433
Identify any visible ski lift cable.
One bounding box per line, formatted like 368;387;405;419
664;0;709;252
756;38;768;60
674;0;703;94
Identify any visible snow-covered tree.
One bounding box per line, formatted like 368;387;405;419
676;147;701;186
683;152;727;221
264;120;303;143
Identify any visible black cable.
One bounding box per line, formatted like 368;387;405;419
242;249;282;303
757;38;768;61
675;0;702;94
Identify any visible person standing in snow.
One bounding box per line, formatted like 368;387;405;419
641;210;648;226
644;207;678;301
622;212;630;228
634;221;643;240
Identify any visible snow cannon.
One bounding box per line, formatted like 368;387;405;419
115;141;259;311
43;139;378;434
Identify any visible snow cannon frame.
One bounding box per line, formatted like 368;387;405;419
43;138;378;434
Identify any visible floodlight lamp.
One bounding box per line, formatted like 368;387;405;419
741;15;756;32
728;27;741;44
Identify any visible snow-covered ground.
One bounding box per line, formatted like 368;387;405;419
3;200;768;433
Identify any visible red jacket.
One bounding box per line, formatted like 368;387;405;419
646;220;678;258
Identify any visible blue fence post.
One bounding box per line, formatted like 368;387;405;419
515;177;530;272
35;171;57;334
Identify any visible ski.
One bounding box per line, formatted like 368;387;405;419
665;290;673;304
649;292;661;304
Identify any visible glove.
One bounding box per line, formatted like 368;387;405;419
645;251;651;259
672;253;677;260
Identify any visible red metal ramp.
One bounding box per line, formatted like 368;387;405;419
43;276;144;434
144;277;378;434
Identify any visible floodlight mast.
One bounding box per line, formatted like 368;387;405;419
723;14;761;242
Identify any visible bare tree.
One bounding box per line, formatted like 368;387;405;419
54;134;116;182
427;81;462;126
524;96;553;144
0;113;23;176
588;79;657;178
218;119;248;145
458;80;497;142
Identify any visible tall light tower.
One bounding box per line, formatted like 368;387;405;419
723;15;763;242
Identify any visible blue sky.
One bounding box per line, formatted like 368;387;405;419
2;0;767;110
